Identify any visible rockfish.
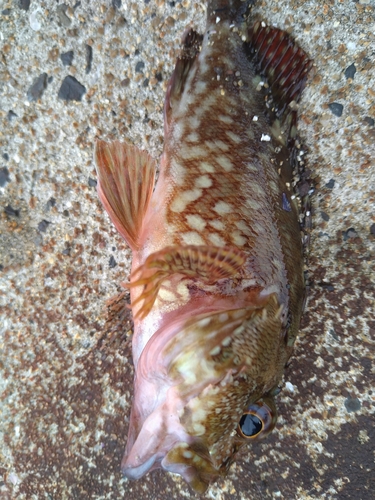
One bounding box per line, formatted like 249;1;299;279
94;0;311;493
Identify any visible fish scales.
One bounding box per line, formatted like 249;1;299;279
94;0;311;493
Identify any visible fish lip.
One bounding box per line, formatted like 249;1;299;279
121;454;158;480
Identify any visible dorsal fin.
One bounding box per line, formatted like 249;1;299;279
248;22;312;118
95;140;156;251
164;29;203;129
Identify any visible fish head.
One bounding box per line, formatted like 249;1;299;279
122;293;288;493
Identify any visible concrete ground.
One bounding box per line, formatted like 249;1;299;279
0;0;374;499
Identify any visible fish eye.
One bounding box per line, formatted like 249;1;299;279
237;399;277;441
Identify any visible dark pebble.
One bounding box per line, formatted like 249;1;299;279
19;0;30;11
88;177;97;187
135;61;145;73
46;197;56;210
325;179;335;189
344;63;356;80
343;227;357;241
85;44;93;74
58;76;86;102
328;102;343;117
364;116;374;127
296;180;310;197
109;255;117;268
2;153;9;160
0;264;4;271
112;0;122;8
143;78;149;88
2;8;11;15
121;77;130;87
63;209;69;217
282;192;291;212
27;73;48;102
0;167;10;187
112;246;116;251
38;220;50;233
56;4;71;27
5;204;20;217
155;72;163;82
7;110;18;121
344;397;361;413
318;282;335;292
61;50;74;66
370;223;375;236
321;211;330;221
62;247;71;256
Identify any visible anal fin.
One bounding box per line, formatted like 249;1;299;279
126;245;246;319
248;22;312;117
94;140;156;250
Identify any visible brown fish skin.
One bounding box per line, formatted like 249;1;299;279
94;0;311;493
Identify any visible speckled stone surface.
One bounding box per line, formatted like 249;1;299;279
1;1;374;499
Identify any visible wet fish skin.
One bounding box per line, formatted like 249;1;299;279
95;0;311;493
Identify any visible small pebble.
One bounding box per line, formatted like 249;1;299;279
56;4;71;27
325;179;335;189
344;63;356;80
344;397;361;413
109;256;117;268
58;76;86;101
38;220;50;233
5;205;20;217
370;223;375;236
85;44;93;74
27;73;48;102
18;0;30;10
135;61;145;73
343;227;357;241
363;116;374;127
112;0;121;8
61;50;74;66
321;211;329;221
328;102;343;117
7;110;18;121
0;167;10;187
88;177;97;187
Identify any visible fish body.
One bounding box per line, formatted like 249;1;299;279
95;0;311;493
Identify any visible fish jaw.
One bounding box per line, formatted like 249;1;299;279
122;294;285;493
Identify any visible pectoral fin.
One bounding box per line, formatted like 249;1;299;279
126;245;246;319
94;140;156;250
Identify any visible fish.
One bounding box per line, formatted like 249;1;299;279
94;0;312;493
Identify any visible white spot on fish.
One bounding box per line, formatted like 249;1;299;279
186;214;207;231
181;231;206;245
209;345;221;356
216;155;233;172
219;114;233;124
195;175;212;189
231;231;247;246
183;145;208;161
199;161;215;173
170;189;202;212
213;201;232;215
208;232;226;246
210;219;225;231
185;131;199;143
225;130;242;144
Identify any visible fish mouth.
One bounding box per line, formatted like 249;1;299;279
122;454;158;480
122;438;219;493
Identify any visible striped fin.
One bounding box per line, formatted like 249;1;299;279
248;22;312;118
125;245;247;319
94;140;156;250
